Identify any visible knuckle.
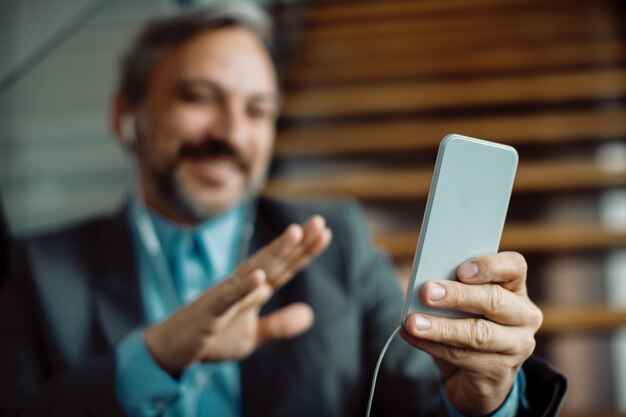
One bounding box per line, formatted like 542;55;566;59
530;304;544;329
440;282;459;307
521;336;536;358
434;318;452;340
472;318;493;349
511;252;528;276
488;285;507;313
303;241;318;256
478;255;497;276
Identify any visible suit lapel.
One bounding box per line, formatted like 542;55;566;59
95;208;144;346
241;198;278;413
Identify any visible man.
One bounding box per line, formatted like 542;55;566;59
0;3;566;417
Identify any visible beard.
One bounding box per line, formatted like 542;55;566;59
152;167;219;223
143;138;256;223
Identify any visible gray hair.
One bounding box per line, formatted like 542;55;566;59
119;1;274;109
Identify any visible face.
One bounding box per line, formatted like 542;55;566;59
129;27;279;224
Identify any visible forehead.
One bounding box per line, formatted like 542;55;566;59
149;26;277;98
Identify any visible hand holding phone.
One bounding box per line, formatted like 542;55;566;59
401;134;518;326
396;135;545;415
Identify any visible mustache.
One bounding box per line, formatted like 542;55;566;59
178;139;249;172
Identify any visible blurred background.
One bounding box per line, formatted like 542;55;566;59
1;0;625;414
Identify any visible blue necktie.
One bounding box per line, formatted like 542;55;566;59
172;231;209;304
171;231;242;417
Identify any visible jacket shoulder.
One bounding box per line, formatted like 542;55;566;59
258;196;361;225
13;211;132;287
20;212;124;253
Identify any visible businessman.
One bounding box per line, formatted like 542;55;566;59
0;3;565;416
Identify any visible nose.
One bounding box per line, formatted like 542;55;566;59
211;100;248;148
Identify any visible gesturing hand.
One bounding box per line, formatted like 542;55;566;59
144;215;332;373
401;252;543;416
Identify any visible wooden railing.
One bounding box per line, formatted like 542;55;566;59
372;223;626;259
289;37;626;86
300;0;602;25
275;108;626;157
540;305;626;334
282;68;626;119
265;159;626;200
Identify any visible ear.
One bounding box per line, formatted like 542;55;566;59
120;115;136;146
111;93;136;148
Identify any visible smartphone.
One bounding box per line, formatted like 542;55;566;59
400;134;518;326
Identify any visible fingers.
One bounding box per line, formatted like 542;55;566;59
262;215;325;286
457;252;528;294
201;216;330;320
403;313;536;356
234;280;273;312
257;303;315;344
237;215;332;288
200;269;267;316
421;280;540;326
271;223;332;287
401;329;520;415
400;328;511;375
238;223;304;278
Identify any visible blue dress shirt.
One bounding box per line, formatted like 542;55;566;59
115;199;524;417
116;200;245;417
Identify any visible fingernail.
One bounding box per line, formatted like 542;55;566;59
412;315;431;331
459;262;479;280
428;283;446;301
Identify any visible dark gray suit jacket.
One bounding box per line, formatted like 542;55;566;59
0;198;566;417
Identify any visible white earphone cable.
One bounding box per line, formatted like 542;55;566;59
365;325;401;417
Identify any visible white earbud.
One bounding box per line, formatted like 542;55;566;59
120;115;136;145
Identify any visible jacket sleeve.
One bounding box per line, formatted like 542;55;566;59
0;244;127;417
520;356;567;417
337;201;444;417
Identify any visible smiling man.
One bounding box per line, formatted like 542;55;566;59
123;25;279;222
0;3;566;417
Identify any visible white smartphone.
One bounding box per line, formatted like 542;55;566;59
400;134;518;326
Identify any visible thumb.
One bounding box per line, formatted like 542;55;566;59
257;303;314;345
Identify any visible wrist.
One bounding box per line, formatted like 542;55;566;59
442;371;522;417
115;329;181;415
143;325;182;375
445;378;512;416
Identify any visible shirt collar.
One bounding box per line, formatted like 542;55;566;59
132;198;245;279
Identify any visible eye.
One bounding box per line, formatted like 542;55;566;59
247;103;277;121
178;89;218;105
